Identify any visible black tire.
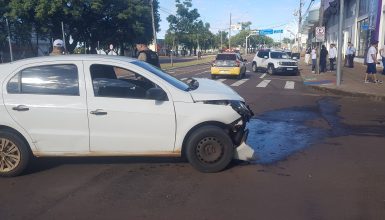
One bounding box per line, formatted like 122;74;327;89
211;74;216;79
267;65;275;75
185;126;233;173
252;63;257;72
0;130;30;177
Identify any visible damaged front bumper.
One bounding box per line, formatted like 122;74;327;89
229;102;256;161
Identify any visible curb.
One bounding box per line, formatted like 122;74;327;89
307;84;385;102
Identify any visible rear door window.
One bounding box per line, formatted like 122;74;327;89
7;64;79;96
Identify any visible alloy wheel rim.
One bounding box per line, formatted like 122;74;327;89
196;137;224;164
0;138;21;172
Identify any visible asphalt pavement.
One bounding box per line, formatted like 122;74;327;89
1;54;385;220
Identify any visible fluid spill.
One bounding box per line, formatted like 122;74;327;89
246;98;346;164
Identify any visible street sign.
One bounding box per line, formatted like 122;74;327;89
231;24;242;31
273;29;283;34
315;26;325;42
250;30;259;35
361;24;369;30
259;29;273;35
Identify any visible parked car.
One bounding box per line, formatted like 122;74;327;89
0;55;255;177
211;53;247;79
251;49;299;75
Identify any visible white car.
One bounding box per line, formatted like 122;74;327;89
251;50;299;75
0;55;254;177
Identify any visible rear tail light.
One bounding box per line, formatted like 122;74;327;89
211;60;216;67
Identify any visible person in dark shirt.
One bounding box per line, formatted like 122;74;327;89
136;42;160;68
319;45;328;73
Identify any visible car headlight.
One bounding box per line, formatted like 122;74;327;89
202;100;253;120
278;62;283;65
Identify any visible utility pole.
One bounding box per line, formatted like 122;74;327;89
229;13;231;50
5;17;13;62
220;31;223;51
298;0;302;53
336;0;344;86
150;0;157;52
316;0;324;74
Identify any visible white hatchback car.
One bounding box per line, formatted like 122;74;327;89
0;55;254;177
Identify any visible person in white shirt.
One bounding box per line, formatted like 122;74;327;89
329;43;337;71
345;42;356;68
365;40;382;83
311;47;317;73
380;45;385;75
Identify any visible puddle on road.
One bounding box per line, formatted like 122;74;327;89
246;98;347;164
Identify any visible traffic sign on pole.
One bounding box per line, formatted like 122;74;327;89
315;26;325;42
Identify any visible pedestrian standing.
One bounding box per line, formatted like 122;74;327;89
311;47;317;73
49;39;65;56
329;43;337;71
320;45;328;73
365;40;382;84
305;47;311;65
346;42;356;68
380;44;385;75
136;42;161;68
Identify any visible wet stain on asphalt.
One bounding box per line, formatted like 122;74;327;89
246;97;348;164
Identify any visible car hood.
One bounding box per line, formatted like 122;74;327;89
275;58;297;63
188;78;244;102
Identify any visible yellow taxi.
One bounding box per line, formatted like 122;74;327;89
211;53;247;79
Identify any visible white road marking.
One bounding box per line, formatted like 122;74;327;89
256;80;271;88
194;71;209;75
216;79;226;83
231;79;248;87
181;78;188;81
260;73;266;79
284;81;295;89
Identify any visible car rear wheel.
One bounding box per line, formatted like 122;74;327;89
211;74;217;79
185;126;233;173
0;131;30;177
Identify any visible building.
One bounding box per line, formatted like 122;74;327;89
302;0;384;62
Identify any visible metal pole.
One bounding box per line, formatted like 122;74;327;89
316;0;324;74
336;0;344;86
171;35;175;67
61;22;66;53
229;13;231;49
5;17;13;62
220;31;223;51
245;36;248;54
150;0;157;52
298;0;302;53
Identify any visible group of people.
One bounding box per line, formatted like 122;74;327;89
306;42;353;73
305;41;385;83
49;39;160;68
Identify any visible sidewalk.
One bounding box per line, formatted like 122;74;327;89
299;60;385;101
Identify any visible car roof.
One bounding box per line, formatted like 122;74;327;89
0;55;137;82
0;55;136;67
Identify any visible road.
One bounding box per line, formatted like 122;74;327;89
1;54;385;220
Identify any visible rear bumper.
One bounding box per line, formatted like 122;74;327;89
211;67;241;75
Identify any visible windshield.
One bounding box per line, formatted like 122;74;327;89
270;52;289;59
216;54;236;60
132;61;190;91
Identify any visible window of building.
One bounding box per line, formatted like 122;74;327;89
359;0;369;17
357;18;369;57
7;64;79;96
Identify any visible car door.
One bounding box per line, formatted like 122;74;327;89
2;61;89;153
259;51;269;69
83;61;176;153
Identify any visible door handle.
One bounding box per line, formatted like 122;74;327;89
12;105;29;111
90;109;107;115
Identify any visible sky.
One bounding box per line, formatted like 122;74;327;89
157;0;317;41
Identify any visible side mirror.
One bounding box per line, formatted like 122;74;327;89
263;56;268;59
146;88;168;101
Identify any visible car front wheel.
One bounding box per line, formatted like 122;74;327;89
252;63;257;72
267;65;275;75
185;126;233;173
0;131;30;177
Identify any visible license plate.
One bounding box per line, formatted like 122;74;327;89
287;68;293;70
220;70;228;73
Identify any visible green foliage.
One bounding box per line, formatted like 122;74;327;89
2;0;161;54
